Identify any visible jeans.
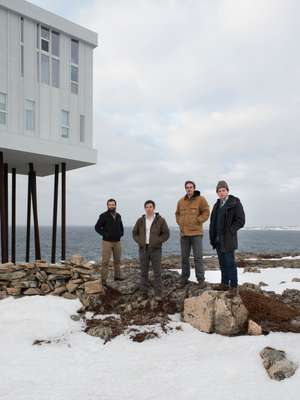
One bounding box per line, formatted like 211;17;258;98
139;246;162;296
101;240;122;281
216;247;238;288
180;235;204;281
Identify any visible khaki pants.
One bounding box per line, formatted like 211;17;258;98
101;240;122;281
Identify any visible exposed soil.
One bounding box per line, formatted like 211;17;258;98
240;289;300;333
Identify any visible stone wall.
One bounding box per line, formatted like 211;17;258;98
0;255;104;300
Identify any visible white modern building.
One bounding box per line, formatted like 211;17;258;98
0;0;98;175
0;0;98;263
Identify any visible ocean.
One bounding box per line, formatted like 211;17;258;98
10;226;300;263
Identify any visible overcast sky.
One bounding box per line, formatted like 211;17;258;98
18;0;300;227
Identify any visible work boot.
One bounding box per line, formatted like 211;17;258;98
226;287;239;298
215;283;229;291
197;279;206;289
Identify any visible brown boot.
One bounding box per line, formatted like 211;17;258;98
226;287;239;298
215;283;229;291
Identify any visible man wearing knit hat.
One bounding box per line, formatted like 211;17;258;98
209;181;245;297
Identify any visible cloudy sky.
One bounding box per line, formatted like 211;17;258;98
19;0;300;227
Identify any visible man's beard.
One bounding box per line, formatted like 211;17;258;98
108;207;116;213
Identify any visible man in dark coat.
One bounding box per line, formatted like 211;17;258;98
132;200;170;300
209;181;245;297
95;198;124;284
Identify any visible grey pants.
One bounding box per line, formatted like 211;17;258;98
139;246;162;296
180;235;204;281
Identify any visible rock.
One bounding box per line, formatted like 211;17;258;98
40;283;51;294
243;266;261;273
35;271;48;282
292;278;300;282
69;254;85;265
11;280;38;289
183;290;248;336
248;319;263;335
258;281;268;287
70;314;81;321
0;271;27;281
0;262;15;271
23;288;41;295
46;268;71;276
62;292;77;300
0;290;8;299
52;286;67;295
47;274;70;281
66;282;79;293
84;280;104;294
260;346;298;380
6;287;21;296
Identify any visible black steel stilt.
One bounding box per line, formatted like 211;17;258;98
30;164;41;260
61;162;66;261
25;165;32;262
4;164;8;260
0;152;8;263
51;164;59;264
11;168;16;264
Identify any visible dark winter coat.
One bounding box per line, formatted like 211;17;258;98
132;213;170;249
95;211;124;242
209;195;245;252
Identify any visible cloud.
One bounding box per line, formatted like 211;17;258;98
17;0;300;227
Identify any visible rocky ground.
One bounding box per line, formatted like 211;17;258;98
1;253;300;344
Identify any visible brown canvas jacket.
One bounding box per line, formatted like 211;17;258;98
175;190;210;236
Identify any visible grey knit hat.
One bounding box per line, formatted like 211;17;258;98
216;180;229;192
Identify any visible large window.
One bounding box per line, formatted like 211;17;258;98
71;39;79;94
80;115;85;143
41;54;50;84
20;17;24;77
25;100;35;131
61;110;70;138
0;93;7;126
37;26;60;88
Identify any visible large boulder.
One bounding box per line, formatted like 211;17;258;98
260;347;298;381
183;290;248;336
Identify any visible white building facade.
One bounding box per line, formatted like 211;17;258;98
0;0;98;176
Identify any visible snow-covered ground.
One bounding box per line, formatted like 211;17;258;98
203;268;300;295
0;268;299;400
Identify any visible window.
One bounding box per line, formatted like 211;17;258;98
71;39;79;64
80;115;85;142
71;39;79;94
0;93;7;126
21;46;24;77
20;17;24;43
41;54;50;84
52;58;59;88
41;27;50;52
25;100;35;131
20;18;24;77
37;26;60;87
61;110;70;138
51;31;59;57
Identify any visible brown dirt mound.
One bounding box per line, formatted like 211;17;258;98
240;289;300;333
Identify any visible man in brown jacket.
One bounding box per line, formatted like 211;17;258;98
132;200;169;300
175;181;210;287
